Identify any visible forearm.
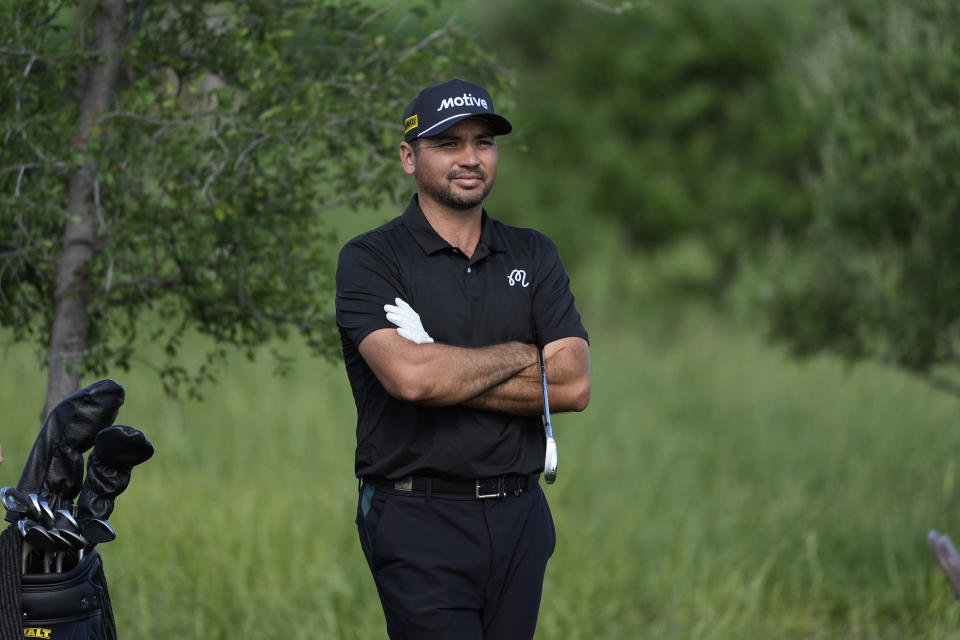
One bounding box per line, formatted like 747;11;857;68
411;341;540;406
359;329;539;406
464;337;591;415
463;363;543;414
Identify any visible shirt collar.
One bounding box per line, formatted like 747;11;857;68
401;194;506;257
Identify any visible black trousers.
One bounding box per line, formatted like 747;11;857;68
356;479;556;640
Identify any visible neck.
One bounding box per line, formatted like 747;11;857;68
418;193;483;258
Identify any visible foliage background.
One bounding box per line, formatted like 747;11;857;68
3;0;960;637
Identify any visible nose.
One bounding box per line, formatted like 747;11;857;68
458;142;481;167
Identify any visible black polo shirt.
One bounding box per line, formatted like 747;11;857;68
336;195;588;480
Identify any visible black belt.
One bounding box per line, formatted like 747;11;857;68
363;473;537;499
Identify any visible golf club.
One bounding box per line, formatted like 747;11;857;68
57;527;88;551
54;507;79;530
23;524;54;549
18;519;34;574
37;498;56;527
80;518;116;545
2;485;30;523
539;347;558;484
27;493;43;522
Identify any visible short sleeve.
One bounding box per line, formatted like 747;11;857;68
530;234;589;346
335;237;405;349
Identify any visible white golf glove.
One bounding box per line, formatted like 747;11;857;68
384;298;434;344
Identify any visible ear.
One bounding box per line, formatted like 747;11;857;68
399;142;416;176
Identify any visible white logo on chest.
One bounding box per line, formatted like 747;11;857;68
508;269;530;288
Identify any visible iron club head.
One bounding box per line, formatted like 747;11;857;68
37;499;56;527
27;493;43;521
1;486;29;514
57;528;88;551
544;434;558;484
23;522;56;550
54;508;80;532
81;518;116;545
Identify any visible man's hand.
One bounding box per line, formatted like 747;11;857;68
384;298;434;344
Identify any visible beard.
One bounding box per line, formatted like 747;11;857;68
417;170;495;210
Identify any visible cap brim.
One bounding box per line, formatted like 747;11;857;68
407;113;512;141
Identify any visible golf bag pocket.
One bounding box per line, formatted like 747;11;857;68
21;549;104;639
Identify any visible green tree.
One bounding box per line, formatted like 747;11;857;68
479;0;819;293
0;0;505;417
761;0;960;395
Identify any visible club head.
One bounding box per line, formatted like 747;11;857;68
57;528;88;551
46;528;73;552
1;486;29;514
54;508;80;532
81;518;116;544
27;493;43;521
544;435;558;484
23;523;56;550
37;499;56;527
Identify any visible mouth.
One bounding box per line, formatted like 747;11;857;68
450;173;484;188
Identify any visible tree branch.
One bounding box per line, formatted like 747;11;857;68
353;0;400;33
398;17;455;62
0;162;45;176
33;0;67;27
234;133;271;171
16;54;37;114
94;109;217;126
0;47;35;57
96;274;181;298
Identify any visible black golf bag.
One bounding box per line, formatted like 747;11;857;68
19;544;114;639
0;379;153;640
0;524;116;640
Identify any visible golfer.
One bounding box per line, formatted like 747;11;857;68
335;78;591;640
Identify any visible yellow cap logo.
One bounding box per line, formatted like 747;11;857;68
404;114;419;135
23;628;52;639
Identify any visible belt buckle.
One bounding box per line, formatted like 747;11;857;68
475;477;504;499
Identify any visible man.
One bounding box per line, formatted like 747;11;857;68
335;78;591;640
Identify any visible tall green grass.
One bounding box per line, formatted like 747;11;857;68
2;307;959;638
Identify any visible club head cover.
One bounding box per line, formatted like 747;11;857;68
94;425;155;469
16;379;125;511
76;454;130;524
76;426;154;530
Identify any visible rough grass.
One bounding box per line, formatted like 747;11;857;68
2;308;960;638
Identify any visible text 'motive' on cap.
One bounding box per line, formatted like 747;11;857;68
402;79;513;142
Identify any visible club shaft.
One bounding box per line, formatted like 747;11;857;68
538;348;553;437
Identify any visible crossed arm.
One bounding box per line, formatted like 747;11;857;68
357;329;591;416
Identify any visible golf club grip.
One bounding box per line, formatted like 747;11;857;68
538;347;552;435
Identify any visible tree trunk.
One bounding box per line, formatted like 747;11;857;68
43;0;126;420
